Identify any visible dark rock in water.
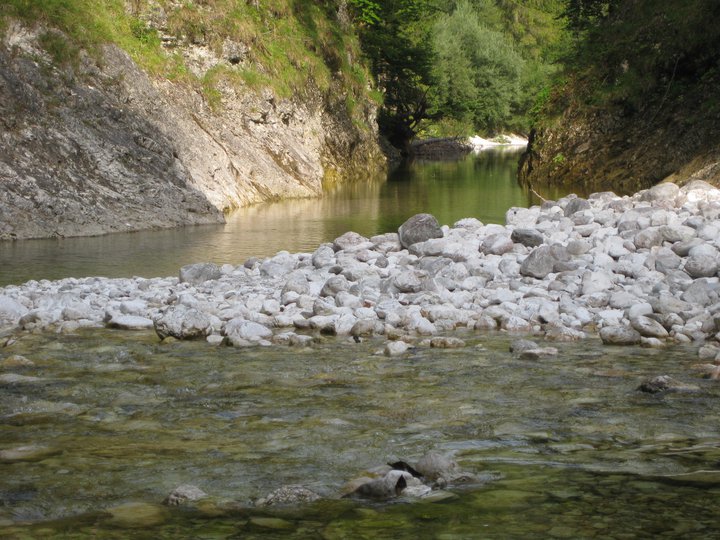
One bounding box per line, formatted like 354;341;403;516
414;452;459;482
510;339;539;353
344;470;410;500
389;460;423;478
511;228;544;247
179;263;222;285
398;214;443;249
255;485;321;506
519;347;559;360
163;484;208;506
638;375;700;393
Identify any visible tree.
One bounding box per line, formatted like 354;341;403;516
351;0;442;151
431;1;524;133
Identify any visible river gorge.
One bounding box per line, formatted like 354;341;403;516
2;151;720;538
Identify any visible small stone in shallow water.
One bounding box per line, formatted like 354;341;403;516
637;375;700;393
106;502;169;528
0;355;34;368
519;347;559;360
250;517;294;530
107;314;154;331
255;484;321;506
509;339;539;353
384;341;411;356
430;337;465;348
0;373;44;384
163;484;208;506
0;444;62;463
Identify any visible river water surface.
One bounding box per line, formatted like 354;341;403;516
1;150;719;538
1;149;541;286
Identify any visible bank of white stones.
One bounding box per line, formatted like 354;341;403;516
3;181;720;367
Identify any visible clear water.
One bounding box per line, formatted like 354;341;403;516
1;330;719;538
0;149;544;286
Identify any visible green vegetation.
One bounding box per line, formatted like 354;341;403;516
543;0;720;119
0;1;378;126
350;0;567;150
0;0;179;73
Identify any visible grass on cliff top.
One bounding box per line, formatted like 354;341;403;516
0;0;377;123
0;0;169;71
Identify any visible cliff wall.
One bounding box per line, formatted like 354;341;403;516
0;8;384;240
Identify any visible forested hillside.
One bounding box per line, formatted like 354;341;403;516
348;0;567;149
520;0;720;194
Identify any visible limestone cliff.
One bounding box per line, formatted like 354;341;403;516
0;11;385;240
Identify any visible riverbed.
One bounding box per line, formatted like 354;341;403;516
2;329;719;538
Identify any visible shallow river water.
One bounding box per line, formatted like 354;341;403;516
1;330;719;538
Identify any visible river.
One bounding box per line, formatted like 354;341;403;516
2;150;719;538
0;149;542;286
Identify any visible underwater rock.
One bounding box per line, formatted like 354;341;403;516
163;484;209;506
255;485;321;506
637;375;701;394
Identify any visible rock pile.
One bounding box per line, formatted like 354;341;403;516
3;181;720;362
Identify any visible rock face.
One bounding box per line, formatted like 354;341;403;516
0;21;385;240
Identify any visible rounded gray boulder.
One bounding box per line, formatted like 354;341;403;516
398;214;443;249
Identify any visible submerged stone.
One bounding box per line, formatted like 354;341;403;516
638;375;700;393
106;502;168;528
163;484;209;506
0;444;62;463
256;485;321;506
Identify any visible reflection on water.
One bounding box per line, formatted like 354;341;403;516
0;149;542;286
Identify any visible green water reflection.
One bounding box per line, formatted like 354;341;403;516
1;330;719;538
0;150;545;286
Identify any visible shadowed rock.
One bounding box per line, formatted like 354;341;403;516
398;214;443;249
